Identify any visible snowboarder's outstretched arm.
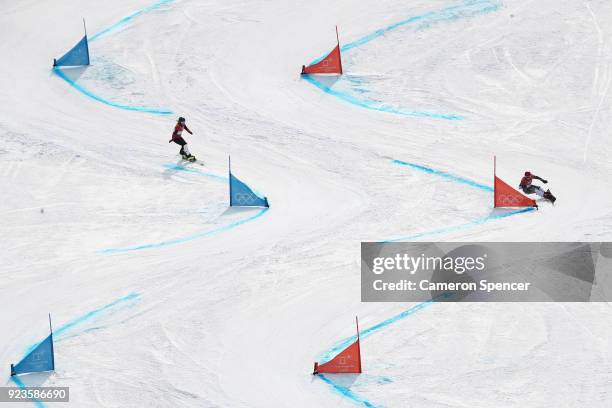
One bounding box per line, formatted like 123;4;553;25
184;125;193;135
532;175;548;183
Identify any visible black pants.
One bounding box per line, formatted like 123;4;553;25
522;185;544;196
172;136;188;155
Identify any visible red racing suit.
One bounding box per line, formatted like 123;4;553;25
171;122;192;142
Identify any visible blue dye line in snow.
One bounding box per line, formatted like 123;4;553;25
303;75;463;120
303;0;500;120
318;375;379;408
52;68;173;115
53;293;139;338
391;159;493;192
319;294;450;363
342;0;499;52
90;0;175;41
383;207;534;242
10;293;140;408
163;163;228;182
100;207;269;253
20;293;140;359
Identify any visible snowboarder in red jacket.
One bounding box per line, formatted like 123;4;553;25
169;117;195;161
519;171;556;203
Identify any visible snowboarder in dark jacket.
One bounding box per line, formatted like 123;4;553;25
169;117;195;161
519;171;556;203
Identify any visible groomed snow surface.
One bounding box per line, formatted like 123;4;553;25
1;0;611;406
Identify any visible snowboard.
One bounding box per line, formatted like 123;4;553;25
544;190;556;205
180;154;204;166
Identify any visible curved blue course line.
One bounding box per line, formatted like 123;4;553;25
384;207;534;242
53;67;172;115
391;159;493;192
100;207;269;253
11;293;140;408
303;0;500;120
163;163;228;182
89;0;175;42
319;294;450;363
342;0;498;52
19;293;140;359
303;75;462;120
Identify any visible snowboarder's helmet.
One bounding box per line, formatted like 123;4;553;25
178;117;185;123
524;171;531;176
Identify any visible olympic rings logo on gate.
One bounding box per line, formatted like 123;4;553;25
498;194;521;206
235;192;256;205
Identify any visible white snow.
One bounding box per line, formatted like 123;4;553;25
1;0;611;406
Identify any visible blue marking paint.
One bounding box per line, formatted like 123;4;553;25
11;293;140;408
303;75;463;120
391;159;493;191
163;163;228;182
303;0;500;119
53;293;139;337
342;0;499;52
90;0;176;41
100;207;269;253
20;293;140;359
384;207;534;242
318;375;379;408
52;68;173;115
319;294;450;363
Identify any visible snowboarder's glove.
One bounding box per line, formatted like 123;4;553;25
542;179;548;184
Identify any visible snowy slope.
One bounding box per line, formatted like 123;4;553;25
1;0;611;407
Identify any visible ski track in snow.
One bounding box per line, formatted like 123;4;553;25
303;0;500;120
